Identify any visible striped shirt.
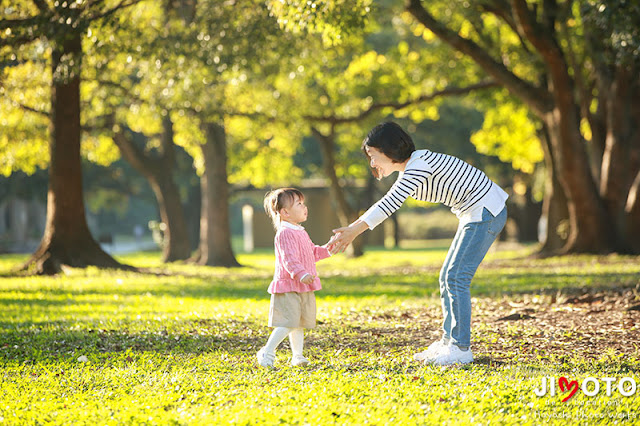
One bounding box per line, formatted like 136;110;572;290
360;149;508;229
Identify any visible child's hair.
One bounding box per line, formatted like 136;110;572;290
264;188;305;229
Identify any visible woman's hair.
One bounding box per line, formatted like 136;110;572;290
263;188;305;229
362;121;416;179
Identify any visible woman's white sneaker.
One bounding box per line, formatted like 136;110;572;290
414;339;447;363
432;344;474;366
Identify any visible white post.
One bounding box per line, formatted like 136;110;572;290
242;204;254;253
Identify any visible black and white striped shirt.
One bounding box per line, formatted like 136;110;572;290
360;150;508;229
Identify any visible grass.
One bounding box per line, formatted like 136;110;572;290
1;243;639;424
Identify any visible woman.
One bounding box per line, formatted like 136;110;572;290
329;121;508;366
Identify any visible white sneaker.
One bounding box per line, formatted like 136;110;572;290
257;347;275;368
290;354;310;366
432;344;474;366
414;339;447;363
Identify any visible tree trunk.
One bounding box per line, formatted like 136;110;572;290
311;126;364;257
543;108;613;254
357;173;378;247
626;169;640;252
624;79;640;250
114;116;191;262
599;67;636;252
538;123;568;254
22;33;131;275
191;121;240;267
511;177;541;242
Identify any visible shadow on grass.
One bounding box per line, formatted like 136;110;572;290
1;270;637;305
472;272;640;297
0;318;266;363
3;317;640;374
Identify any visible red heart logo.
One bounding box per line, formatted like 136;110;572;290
558;377;579;402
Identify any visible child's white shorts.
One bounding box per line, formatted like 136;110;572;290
268;291;316;329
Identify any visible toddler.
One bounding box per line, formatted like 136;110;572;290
257;188;332;368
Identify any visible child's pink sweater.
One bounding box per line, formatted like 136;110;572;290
268;222;331;294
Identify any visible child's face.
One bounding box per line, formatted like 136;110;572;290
281;195;308;224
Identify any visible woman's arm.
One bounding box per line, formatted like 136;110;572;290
328;220;369;254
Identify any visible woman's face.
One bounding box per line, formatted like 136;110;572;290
365;145;396;178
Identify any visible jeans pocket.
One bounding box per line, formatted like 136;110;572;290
486;207;506;236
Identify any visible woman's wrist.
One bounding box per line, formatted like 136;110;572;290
350;220;369;236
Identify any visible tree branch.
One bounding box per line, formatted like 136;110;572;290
305;80;498;124
113;128;161;178
406;0;552;116
31;0;51;13
87;0;142;21
15;102;49;118
478;1;533;55
559;17;592;126
0;16;43;30
96;79;147;105
510;0;570;82
0;83;50;117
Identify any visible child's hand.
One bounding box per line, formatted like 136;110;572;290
325;234;339;252
300;274;315;285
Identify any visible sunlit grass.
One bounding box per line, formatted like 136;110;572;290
1;244;639;424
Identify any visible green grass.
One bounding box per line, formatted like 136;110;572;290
1;244;639;424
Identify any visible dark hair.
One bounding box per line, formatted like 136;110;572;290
362;122;415;179
263;188;305;229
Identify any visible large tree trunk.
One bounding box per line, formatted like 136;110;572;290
542;109;613;253
190;121;240;267
598;67;638;252
311;127;364;257
22;33;130;275
114;116;191;262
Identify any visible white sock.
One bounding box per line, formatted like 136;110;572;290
264;327;291;355
289;328;304;357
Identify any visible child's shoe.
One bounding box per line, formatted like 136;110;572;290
413;339;447;363
290;355;310;366
257;347;275;368
431;343;473;366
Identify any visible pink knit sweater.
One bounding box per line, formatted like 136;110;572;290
268;222;331;294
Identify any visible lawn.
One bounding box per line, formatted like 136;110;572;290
1;242;639;424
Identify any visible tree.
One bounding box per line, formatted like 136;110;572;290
0;0;139;274
93;0;290;266
405;0;640;254
259;4;499;256
85;1;196;263
112;118;192;262
167;0;293;266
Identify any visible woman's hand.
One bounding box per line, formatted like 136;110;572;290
329;221;368;254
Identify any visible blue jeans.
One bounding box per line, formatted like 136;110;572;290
439;206;507;348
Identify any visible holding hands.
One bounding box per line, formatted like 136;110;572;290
326;220;369;255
